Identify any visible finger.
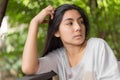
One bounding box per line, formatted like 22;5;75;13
51;13;54;19
50;9;54;19
47;9;54;19
46;5;54;11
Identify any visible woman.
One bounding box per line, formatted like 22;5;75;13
22;4;120;80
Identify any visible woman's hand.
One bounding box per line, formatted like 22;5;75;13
32;5;54;25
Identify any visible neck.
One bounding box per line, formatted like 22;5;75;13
65;41;87;56
64;41;87;67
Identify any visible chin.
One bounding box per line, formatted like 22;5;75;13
74;40;85;46
77;38;85;45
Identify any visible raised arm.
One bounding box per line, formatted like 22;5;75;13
22;5;54;75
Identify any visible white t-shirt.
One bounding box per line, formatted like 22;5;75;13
36;38;120;80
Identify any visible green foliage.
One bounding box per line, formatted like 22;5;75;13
6;0;49;26
0;0;120;79
0;27;27;78
88;0;120;58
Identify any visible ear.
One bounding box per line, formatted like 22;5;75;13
54;31;60;37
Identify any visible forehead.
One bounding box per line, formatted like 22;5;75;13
62;9;81;20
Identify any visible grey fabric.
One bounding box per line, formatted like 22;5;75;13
36;38;120;80
118;61;120;71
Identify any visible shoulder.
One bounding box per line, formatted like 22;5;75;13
87;37;107;46
48;47;65;56
88;37;105;43
42;47;65;63
86;37;108;51
52;47;65;53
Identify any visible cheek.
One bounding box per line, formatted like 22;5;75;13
82;26;86;34
60;30;70;38
59;28;72;40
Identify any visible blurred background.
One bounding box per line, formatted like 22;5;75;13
0;0;120;80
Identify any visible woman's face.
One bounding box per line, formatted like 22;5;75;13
54;9;86;46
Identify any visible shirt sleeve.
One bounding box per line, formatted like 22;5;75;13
35;51;58;74
96;39;120;80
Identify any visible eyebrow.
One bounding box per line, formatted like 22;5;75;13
63;16;82;22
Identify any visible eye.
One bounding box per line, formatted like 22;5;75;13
79;20;84;25
81;21;84;24
66;22;73;25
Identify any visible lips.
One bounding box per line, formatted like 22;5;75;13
73;34;82;38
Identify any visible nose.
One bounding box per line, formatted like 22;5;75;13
74;22;81;31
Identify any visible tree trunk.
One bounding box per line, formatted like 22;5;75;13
0;0;8;27
88;0;106;39
88;0;98;14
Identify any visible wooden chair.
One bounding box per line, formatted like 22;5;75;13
18;71;57;80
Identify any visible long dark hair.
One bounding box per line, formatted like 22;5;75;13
42;4;89;56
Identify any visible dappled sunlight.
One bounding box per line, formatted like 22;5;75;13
0;16;8;39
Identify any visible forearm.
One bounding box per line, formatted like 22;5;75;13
22;20;39;75
22;5;54;75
